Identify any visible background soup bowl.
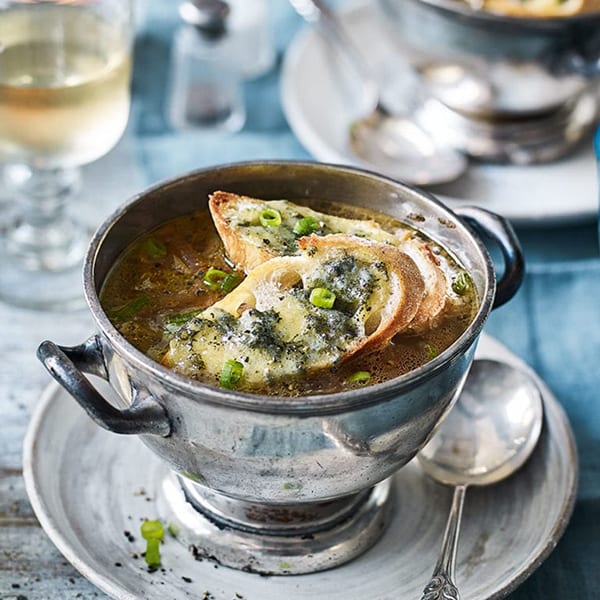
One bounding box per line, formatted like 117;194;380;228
37;161;523;505
378;0;600;118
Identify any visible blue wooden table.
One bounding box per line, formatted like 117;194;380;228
1;1;600;598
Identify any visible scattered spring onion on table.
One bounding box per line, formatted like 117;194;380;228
140;519;165;568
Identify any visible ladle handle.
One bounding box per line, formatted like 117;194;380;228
37;337;171;437
419;484;466;600
455;206;524;309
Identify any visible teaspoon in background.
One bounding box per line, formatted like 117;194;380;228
417;359;544;600
288;0;468;186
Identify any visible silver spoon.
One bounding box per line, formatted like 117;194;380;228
289;0;467;186
418;359;544;599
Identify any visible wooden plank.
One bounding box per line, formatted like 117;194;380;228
0;526;109;598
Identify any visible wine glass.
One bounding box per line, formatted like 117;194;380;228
0;0;133;310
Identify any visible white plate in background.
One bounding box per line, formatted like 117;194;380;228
281;2;600;227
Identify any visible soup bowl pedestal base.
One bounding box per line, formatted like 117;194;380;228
156;473;394;575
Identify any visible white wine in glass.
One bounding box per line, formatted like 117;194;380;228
0;0;133;310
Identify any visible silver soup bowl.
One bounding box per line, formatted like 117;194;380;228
37;162;523;507
378;0;600;118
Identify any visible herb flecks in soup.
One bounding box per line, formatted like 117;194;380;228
100;195;478;396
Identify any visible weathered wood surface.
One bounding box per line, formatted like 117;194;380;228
0;131;143;599
0;303;111;599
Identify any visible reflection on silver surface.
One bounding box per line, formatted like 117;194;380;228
290;0;467;185
417;358;544;599
419;359;544;487
416;89;600;164
157;473;394;575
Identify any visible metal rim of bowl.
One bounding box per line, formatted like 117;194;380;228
84;160;495;415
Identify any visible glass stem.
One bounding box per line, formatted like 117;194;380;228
4;164;87;271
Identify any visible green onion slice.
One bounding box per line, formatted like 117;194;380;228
452;271;472;296
203;268;242;292
293;216;320;236
164;309;202;326
348;371;371;384
141;519;165;541
309;287;336;309
221;272;242;292
220;359;244;389
163;309;203;331
108;294;150;322
144;237;167;259
259;208;282;227
203;267;229;291
425;344;438;360
140;519;164;568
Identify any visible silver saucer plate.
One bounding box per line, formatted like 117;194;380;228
23;334;577;600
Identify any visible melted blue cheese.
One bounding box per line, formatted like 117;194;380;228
164;255;385;388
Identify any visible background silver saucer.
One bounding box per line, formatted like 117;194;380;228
23;334;577;600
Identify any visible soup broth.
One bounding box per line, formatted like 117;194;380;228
100;199;479;396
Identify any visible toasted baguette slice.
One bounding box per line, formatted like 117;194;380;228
401;237;448;332
210;190;448;334
209;191;409;272
162;234;424;389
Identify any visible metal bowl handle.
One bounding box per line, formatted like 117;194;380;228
37;338;171;437
454;206;524;309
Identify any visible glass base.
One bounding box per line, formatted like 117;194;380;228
0;247;86;311
0;165;89;310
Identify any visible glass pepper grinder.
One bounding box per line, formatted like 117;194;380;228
167;0;246;132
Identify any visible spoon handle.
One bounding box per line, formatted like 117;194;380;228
288;0;377;92
419;484;466;600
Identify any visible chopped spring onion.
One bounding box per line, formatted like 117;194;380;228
452;271;472;296
203;267;228;291
259;208;282;227
221;272;242;292
144;237;167;259
425;344;438;360
348;371;371;384
140;519;164;568
220;359;244;389
309;287;336;309
167;523;180;538
164;309;203;331
293;216;320;236
203;268;243;292
108;294;150;322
